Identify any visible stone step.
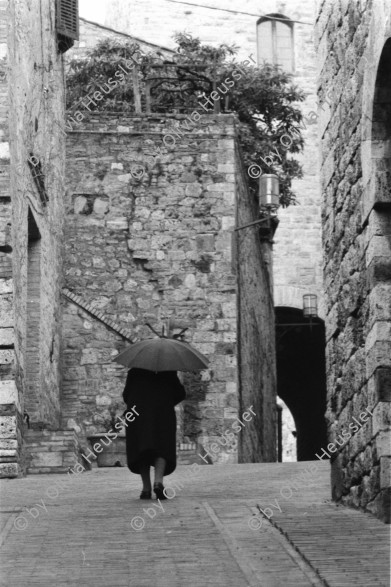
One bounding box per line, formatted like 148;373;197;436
177;441;204;465
24;429;84;474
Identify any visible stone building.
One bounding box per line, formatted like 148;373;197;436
0;0;15;475
1;0;278;475
95;0;328;460
316;0;391;522
62;110;276;465
0;0;87;476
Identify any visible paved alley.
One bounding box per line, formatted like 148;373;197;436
0;461;389;587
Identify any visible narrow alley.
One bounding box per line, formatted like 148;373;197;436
1;462;389;586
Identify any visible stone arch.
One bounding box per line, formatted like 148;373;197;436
361;12;391;220
360;23;391;521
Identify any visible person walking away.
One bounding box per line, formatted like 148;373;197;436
122;367;186;500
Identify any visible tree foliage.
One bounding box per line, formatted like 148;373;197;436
66;33;306;206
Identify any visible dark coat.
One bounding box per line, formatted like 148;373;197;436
122;368;186;476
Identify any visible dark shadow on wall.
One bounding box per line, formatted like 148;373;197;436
275;306;327;460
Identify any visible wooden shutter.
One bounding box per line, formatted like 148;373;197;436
56;0;79;41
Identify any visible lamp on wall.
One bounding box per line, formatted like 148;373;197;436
303;294;318;319
235;173;280;232
259;174;280;211
276;293;319;343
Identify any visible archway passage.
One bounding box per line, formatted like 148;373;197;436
372;37;391;206
275;307;327;460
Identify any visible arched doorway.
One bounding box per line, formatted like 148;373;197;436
275;306;327;460
25;208;42;422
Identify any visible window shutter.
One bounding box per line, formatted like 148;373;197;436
56;0;79;53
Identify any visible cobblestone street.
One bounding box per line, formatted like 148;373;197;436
0;462;389;587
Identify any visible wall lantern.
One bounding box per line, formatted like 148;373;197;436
235;173;280;232
303;294;318;319
259;174;280;211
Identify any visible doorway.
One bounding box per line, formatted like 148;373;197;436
25;208;41;420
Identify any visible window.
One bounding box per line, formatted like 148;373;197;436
256;13;294;74
56;0;79;54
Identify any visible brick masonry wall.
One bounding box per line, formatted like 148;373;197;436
316;0;391;522
64;113;242;461
25;429;85;474
25;238;42;417
103;0;325;317
6;0;67;473
0;0;16;477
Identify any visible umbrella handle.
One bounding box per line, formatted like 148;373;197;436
173;328;188;340
145;323;162;337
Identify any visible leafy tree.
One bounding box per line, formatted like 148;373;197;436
66;34;306;206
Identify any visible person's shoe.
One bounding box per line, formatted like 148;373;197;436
153;482;167;500
140;490;152;499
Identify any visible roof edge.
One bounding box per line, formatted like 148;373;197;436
79;16;175;53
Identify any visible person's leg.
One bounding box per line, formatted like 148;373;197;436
153;457;166;485
139;461;152;493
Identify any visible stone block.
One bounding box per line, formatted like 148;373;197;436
107;217;128;230
0;439;17;450
369;284;391;323
30;452;63;467
372;401;391;435
0;380;19;409
0;295;13;327
80;348;99;365
0;462;19;477
0;415;16;438
367;257;391;287
375;367;391;402
366;340;391;379
0;449;17;457
221;216;235;230
375;431;391;458
206;182;234;193
0;328;14;345
0;279;12;294
380;456;391;490
74;196;87;214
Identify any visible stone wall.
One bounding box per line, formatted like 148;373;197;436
63;112;276;462
316;0;391;522
104;0;325;317
235;146;277;462
25;429;85;474
6;0;67;473
64;113;241;461
0;0;16;477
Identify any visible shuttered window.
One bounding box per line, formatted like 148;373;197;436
56;0;79;52
257;14;294;73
